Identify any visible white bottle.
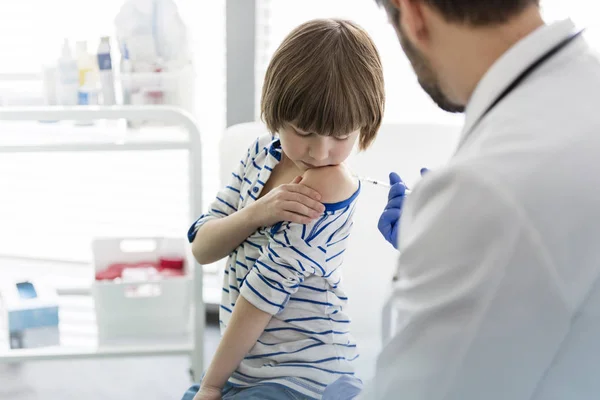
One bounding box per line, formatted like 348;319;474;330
56;40;79;106
97;37;116;105
42;65;58;106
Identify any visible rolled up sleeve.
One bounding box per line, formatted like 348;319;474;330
187;140;256;243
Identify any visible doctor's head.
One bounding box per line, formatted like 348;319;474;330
376;0;541;112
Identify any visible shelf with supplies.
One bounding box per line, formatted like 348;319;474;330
0;105;206;381
120;65;195;119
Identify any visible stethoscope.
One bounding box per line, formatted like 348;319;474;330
391;28;585;283
463;28;585;141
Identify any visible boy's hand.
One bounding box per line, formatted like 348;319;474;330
193;385;221;400
250;176;325;226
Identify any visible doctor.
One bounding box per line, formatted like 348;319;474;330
364;0;600;399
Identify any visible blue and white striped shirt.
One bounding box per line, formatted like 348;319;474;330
188;134;361;399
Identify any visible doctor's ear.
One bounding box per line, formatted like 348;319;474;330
390;0;429;45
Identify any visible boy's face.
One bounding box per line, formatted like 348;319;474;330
279;123;360;171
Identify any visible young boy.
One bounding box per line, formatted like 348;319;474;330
183;18;384;400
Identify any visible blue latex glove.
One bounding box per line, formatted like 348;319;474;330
377;172;407;249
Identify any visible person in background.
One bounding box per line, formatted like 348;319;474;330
328;0;600;399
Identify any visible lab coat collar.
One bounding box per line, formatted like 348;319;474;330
459;19;578;147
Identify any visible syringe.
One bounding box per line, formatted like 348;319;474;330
355;175;391;188
354;174;411;192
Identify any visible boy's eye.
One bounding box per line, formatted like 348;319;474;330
335;135;350;141
294;129;311;137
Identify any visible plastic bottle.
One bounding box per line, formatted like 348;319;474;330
75;41;96;105
77;71;99;106
97;37;116;105
76;71;99;125
120;43;133;105
42;65;57;106
56;39;79;106
120;43;136;128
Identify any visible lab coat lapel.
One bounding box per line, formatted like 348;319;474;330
458;19;578;150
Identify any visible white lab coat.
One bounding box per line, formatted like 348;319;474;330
367;19;600;400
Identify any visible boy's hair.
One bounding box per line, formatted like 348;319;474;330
261;18;384;151
376;0;540;26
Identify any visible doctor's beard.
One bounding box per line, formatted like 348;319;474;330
396;25;465;114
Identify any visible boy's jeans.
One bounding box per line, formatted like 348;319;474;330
181;375;362;399
181;382;308;400
181;376;362;400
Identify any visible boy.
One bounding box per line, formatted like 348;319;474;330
184;18;384;400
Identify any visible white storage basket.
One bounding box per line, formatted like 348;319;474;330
91;237;192;342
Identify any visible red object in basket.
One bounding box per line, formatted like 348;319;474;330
95;261;158;281
159;256;185;271
95;263;126;281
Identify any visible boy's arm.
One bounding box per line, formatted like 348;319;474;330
191;207;262;265
189;140;325;265
199;296;272;394
199;213;348;393
300;165;358;203
189;140;255;265
191;179;324;265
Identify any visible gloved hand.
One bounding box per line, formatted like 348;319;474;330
377;172;407;249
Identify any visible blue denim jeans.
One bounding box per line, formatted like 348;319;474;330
321;376;363;399
180;382;309;400
181;375;362;400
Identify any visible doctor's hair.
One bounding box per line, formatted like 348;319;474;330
375;0;540;26
260;18;385;151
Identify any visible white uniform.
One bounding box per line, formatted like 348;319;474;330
369;19;600;399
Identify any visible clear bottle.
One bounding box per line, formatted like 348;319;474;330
120;43;133;105
56;39;79;106
97;37;116;105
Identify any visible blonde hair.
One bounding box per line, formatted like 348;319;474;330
261;18;385;150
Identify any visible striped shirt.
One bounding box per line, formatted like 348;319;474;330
188;134;361;399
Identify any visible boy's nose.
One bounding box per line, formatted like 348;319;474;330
309;140;329;161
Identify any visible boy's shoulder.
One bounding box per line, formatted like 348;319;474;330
301;164;358;204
